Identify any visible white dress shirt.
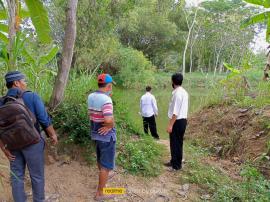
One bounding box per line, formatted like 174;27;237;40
168;86;188;119
140;92;158;117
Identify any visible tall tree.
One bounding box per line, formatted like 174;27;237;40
49;0;78;110
6;0;17;70
182;8;198;75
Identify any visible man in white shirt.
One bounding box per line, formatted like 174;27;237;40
165;73;188;171
140;86;160;139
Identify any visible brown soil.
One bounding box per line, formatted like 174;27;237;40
1;104;269;201
0;139;201;202
187;104;270;177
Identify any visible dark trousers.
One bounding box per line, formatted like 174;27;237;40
142;115;159;139
169;119;187;170
10;138;45;202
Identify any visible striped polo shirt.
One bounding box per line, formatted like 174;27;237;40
87;91;116;142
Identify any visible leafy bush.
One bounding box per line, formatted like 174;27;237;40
53;102;90;144
52;72;97;143
117;136;164;177
114;47;155;89
74;35;156;89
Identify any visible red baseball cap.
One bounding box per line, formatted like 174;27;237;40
97;73;115;84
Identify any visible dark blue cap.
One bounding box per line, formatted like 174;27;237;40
5;71;25;83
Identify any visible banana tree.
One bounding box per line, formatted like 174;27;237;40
241;0;270;79
2;0;52;70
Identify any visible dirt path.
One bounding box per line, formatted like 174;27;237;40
0;139;203;202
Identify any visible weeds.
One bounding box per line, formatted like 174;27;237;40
183;143;270;201
117;136;165;177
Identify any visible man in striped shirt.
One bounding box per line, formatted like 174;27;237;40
88;73;116;201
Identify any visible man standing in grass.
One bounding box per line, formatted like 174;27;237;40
140;86;160;140
88;73;117;201
165;73;188;171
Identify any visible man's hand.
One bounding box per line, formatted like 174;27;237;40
98;127;112;135
166;124;173;134
98;116;114;135
2;148;15;161
45;125;58;145
50;134;58;145
0;140;15;161
167;115;177;134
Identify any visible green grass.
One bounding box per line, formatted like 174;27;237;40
182;142;270;201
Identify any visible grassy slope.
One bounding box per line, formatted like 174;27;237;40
120;71;270;201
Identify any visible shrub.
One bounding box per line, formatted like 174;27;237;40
117;136;164;177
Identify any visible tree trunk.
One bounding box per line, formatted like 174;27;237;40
214;41;224;76
7;0;17;70
49;0;78;110
189;45;193;73
182;8;198;75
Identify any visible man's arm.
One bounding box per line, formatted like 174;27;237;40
45;125;58;145
166;114;177;134
0;139;15;161
98;102;114;135
152;96;158;116
98;116;114;135
32;93;58;144
167;94;182;134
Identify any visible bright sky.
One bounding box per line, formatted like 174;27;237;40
185;0;203;7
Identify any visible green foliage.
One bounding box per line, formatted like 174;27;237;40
117;136;164;177
52;73;96;144
24;0;52;43
75;35;155;89
118;1;178;65
53;102;90;144
115;47;155;88
244;0;270;8
220;62;251;102
241;11;270;28
242;0;270;41
239;165;270;201
12;35;59;99
183;143;270;201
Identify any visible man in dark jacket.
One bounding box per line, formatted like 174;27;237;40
0;71;58;202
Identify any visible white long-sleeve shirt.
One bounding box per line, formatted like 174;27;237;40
140;92;158;117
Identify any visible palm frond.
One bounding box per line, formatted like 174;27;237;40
24;0;51;44
240;11;270;28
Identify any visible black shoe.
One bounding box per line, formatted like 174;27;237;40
154;136;160;140
164;162;172;167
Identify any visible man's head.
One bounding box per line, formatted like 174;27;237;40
97;73;114;95
146;86;151;92
5;71;27;90
171;73;183;88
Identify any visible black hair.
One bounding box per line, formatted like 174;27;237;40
98;83;108;88
171;73;183;86
6;81;14;89
146;86;151;92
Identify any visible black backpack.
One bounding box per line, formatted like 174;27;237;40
0;91;40;150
